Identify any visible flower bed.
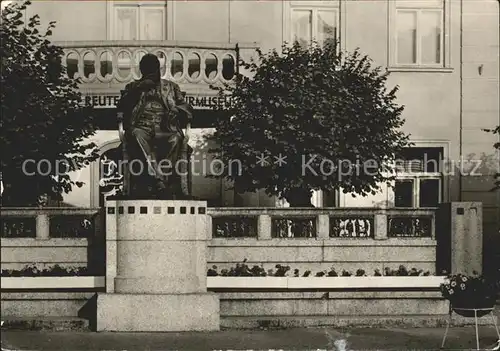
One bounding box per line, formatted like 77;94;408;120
1;264;100;289
0;261;446;291
207;259;433;277
1;264;90;277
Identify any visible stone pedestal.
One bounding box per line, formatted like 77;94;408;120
96;200;219;331
437;202;483;275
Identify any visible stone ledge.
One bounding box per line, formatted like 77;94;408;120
1;317;89;331
221;315;499;329
1;292;95;299
2;313;497;331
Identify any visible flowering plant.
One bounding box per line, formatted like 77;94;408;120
1;264;89;277
440;272;498;309
207;259;432;277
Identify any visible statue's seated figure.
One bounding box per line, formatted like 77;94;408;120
116;53;193;199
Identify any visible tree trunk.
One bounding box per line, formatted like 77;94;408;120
283;187;314;207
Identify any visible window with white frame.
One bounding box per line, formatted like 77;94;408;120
111;1;167;41
394;147;443;208
391;0;448;67
290;5;339;47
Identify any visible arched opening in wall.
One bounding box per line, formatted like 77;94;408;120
98;146;123;207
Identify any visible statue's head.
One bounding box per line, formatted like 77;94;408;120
139;54;161;77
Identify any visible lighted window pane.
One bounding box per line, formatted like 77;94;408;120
317;10;337;46
421;10;442;64
292;10;312;47
396;11;417;64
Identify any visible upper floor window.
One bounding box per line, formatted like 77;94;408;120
396;9;442;65
288;2;340;47
389;0;450;70
111;1;167;41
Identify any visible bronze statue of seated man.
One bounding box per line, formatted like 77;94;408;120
116;53;194;199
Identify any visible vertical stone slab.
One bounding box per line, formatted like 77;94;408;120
105;200;117;293
437;202;483;275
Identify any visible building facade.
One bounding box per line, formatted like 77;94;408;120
22;0;499;253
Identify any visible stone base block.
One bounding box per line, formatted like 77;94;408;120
96;293;219;332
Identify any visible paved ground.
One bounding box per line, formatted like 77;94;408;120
1;327;500;351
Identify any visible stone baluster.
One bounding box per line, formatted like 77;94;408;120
258;214;272;240
111;49;118;82
200;50;208;81
374;210;388;240
166;50;173;80
182;49;189;82
77;50;85;81
35;213;50;240
316;214;330;239
216;53;223;81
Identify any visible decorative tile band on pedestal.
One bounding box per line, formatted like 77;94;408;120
99;199;219;332
106;205;206;215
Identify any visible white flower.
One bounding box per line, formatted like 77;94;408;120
462;277;467;282
449;289;454;295
451;281;456;287
460;283;466;290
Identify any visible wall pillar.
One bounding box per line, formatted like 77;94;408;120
258;214;272;240
436;202;483;275
373;211;388;240
35;214;50;240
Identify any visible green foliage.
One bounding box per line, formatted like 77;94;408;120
208;41;411;206
0;1;98;206
483;126;500;191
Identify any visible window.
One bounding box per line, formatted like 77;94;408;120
396;9;442;65
290;5;339;47
111;1;167;40
394;147;443;208
389;0;450;69
108;1;168;78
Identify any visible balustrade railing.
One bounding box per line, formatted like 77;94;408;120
212;216;258;238
388;214;433;238
0;207;435;240
330;216;374;239
208;208;436;240
272;217;316;238
56;41;258;86
0;208;102;239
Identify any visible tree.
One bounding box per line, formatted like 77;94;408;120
0;1;98;206
208;41;411;206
